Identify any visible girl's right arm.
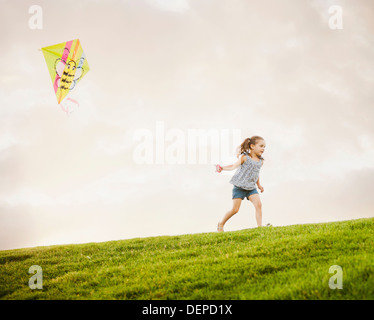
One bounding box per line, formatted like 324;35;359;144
221;155;246;171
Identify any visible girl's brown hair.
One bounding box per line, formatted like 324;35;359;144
235;136;264;160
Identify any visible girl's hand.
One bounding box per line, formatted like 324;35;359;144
216;164;223;173
258;185;264;193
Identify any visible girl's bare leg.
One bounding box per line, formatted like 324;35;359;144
248;194;262;227
218;198;242;231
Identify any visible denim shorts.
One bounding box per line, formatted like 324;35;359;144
232;185;258;200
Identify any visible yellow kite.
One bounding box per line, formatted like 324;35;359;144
41;39;90;104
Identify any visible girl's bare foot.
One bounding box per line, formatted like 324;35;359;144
217;222;224;232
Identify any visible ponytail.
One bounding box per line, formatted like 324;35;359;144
235;136;264;160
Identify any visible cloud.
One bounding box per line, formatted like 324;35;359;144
264;168;374;227
1;0;374;250
145;0;190;13
0;132;20;152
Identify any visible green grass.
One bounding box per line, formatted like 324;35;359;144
0;218;373;300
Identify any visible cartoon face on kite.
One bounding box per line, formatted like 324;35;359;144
41;39;89;104
54;58;82;94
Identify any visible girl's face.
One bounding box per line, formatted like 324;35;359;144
251;140;266;156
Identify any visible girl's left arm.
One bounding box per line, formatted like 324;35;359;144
257;177;264;193
257;160;264;192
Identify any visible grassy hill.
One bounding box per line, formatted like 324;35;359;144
0;218;373;300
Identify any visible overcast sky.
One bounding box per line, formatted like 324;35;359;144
0;0;373;250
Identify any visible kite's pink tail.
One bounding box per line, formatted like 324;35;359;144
60;98;80;115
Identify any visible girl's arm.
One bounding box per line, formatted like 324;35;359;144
256;160;264;187
257;175;264;192
220;155;245;171
256;176;261;187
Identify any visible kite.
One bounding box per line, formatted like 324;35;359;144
41;39;90;113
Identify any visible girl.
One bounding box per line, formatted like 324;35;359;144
216;136;266;232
